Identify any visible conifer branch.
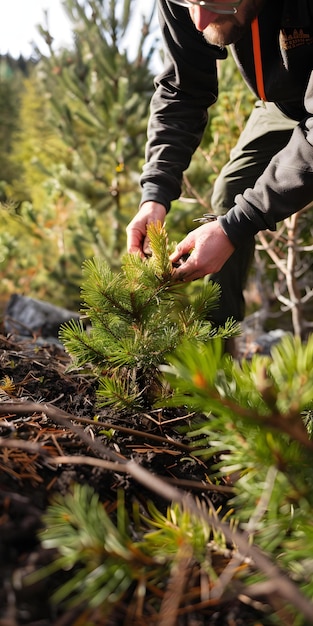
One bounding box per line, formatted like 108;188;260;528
60;223;237;410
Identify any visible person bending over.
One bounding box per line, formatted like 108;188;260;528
127;0;313;325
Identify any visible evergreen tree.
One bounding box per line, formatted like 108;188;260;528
0;2;158;306
8;75;69;204
0;71;88;307
0;54;34;200
60;223;238;410
36;0;158;265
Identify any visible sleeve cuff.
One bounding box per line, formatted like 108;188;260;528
141;184;173;213
217;205;264;248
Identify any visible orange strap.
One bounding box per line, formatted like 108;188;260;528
251;17;267;101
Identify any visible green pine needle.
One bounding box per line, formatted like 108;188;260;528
59;223;235;411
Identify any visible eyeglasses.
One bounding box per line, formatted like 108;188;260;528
170;0;243;15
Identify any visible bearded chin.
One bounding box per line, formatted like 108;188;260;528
203;23;244;47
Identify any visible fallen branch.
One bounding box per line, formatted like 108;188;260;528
0;402;196;453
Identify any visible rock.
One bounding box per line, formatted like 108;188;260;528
4;294;80;343
250;328;288;354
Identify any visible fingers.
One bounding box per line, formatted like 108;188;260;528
172;255;202;282
169;234;196;281
126;207;234;282
126;202;167;256
126;225;146;257
170;222;235;282
169;235;195;263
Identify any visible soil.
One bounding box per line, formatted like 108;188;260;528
0;331;302;626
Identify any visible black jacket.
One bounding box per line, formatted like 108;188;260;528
140;0;313;246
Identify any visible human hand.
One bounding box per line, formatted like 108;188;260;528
170;220;235;281
126;202;167;257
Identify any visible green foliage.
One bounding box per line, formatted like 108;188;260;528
37;231;313;624
36;0;156;261
0;66;98;305
37;485;140;609
0;2;158;306
60;223;238;410
36;483;233;618
0;16;265;314
159;332;313;611
162;333;313;426
0;193;93;307
0;55;35;201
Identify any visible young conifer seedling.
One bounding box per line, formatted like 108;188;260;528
60;222;239;411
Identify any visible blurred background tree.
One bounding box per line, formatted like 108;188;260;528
0;0;158;308
0;54;35;202
35;0;158;261
2;0;310;334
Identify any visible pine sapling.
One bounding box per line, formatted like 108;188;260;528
60;222;239;411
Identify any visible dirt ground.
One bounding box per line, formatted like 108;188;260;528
0;329;306;626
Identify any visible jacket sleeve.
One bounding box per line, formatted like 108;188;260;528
140;0;227;211
219;72;313;247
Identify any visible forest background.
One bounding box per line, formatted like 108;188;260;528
1;0;259;317
1;0;313;336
